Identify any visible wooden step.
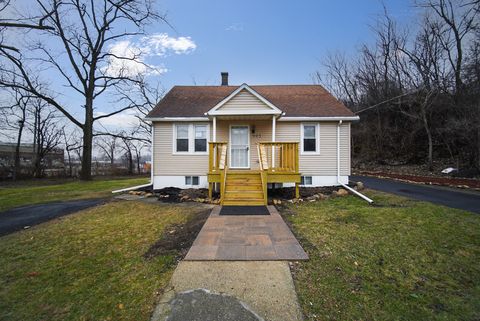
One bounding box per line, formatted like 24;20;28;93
225;184;262;191
226;177;261;183
224;191;264;199
223;199;265;206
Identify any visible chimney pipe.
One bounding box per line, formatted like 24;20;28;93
221;72;228;86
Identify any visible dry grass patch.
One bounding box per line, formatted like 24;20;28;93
281;190;480;321
0;200;206;321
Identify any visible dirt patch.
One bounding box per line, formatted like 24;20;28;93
269;186;342;200
156;187;218;203
356;170;480;189
143;209;210;260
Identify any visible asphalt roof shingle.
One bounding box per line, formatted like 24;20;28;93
146;85;355;118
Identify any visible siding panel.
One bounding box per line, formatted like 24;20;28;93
276;122;351;175
153;122;210;176
219;89;272;113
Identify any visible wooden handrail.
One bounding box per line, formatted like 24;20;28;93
209;142;228;173
257;142;299;173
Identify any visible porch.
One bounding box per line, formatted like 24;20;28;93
207;141;301;205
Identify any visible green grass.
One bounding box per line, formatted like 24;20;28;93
0;177;149;211
283;191;480;321
0;200;204;321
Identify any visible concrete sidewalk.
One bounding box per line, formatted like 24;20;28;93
152;261;304;321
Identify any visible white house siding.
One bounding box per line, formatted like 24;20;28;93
217;89;273;113
153;122;210;176
152;120;351;188
275;121;351;176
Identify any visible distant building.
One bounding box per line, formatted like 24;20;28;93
0;142;64;168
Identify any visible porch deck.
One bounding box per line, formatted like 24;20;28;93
207;142;301;205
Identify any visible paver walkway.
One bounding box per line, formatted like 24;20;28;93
185;205;308;260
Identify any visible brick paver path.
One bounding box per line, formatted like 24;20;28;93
185;205;308;260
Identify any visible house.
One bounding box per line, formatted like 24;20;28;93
145;72;359;205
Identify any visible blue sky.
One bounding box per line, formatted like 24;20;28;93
2;0;419;134
151;0;416;88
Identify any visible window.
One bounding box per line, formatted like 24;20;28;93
301;123;319;154
185;176;199;186
176;125;189;152
174;124;209;154
301;176;313;186
194;125;207;152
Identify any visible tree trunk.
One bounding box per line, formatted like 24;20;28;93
80;97;93;180
421;108;433;171
127;150;133;175
13;120;24;181
80;126;93;180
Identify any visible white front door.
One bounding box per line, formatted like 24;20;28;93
230;125;250;168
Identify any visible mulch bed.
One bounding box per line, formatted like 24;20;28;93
143;208;211;260
357;170;480;189
269;186;342;200
156;187;216;203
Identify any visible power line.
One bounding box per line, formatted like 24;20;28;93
354;89;420;114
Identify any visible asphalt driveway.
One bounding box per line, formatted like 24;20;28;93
0;199;105;236
351;175;480;214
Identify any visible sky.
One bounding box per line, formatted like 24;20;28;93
2;0;420;138
149;0;416;87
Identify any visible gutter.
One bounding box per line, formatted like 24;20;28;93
336;120;373;204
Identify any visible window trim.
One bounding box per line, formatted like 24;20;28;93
185;176;200;186
301;176;313;186
300;123;320;155
173;123;210;155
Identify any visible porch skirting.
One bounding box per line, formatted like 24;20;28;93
153;175;349;190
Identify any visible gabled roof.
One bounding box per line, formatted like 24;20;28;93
206;84;282;116
146;84;356;119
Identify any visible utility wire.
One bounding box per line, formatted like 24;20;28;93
354;89;420;114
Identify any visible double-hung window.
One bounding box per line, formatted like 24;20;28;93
194;125;207;152
176;125;189;152
301;123;320;154
174;124;209;154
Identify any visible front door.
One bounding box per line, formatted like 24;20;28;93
230;125;250;168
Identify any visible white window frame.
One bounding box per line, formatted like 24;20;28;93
300;123;320;155
185;176;200;186
301;176;313;186
173;123;210;155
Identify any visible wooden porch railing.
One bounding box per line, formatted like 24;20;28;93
208;142;228;201
208;142;228;173
257;142;299;173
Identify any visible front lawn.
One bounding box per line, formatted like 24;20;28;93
0;200;205;321
283;191;480;321
0;176;149;211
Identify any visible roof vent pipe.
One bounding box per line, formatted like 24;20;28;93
221;72;229;86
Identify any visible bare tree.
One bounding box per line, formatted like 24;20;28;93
0;87;30;180
418;0;479;93
96;135;118;165
29;99;63;177
0;0;164;180
61;128;82;177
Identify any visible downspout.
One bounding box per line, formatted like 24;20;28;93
336;120;373;203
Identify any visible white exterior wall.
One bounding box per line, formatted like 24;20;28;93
152;120;352;189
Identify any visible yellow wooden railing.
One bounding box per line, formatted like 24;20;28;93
208;142;228;201
208;142;228;173
257;142;299;173
258;142;300;199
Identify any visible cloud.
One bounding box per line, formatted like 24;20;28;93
94;110;140;129
225;23;244;32
143;34;197;55
103;33;196;78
